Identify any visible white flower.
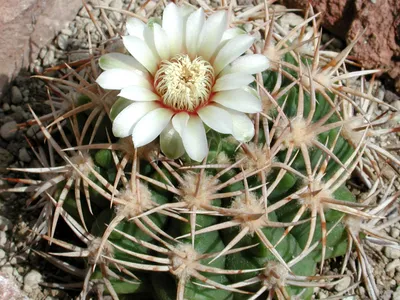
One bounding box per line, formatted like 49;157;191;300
96;3;270;162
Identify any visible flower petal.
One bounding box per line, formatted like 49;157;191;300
112;101;159;138
197;105;232;134
160;123;186;159
123;36;158;75
221;27;246;43
162;3;183;56
182;116;208;162
132;108;174;147
96;69;152;90
213;34;255;75
212;89;261;113
98;53;148;74
172;112;189;136
228;109;255;142
110;97;131;121
179;5;195;19
143;26;161;61
119;86;159;101
213;73;254;92
126;18;145;39
221;54;270;76
212;28;247;55
185;8;205;58
198;10;227;61
153;23;170;60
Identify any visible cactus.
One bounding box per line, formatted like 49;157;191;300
2;2;400;300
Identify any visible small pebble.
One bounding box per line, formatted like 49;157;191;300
110;0;123;20
11;86;23;105
18;148;31;163
393;286;400;299
279;12;304;28
39;47;48;59
2;103;10;112
391;227;400;239
0;216;12;231
0;249;5;259
0;231;7;247
384;90;400;103
318;291;328;299
61;28;73;36
0;121;18;140
110;0;123;9
335;276;351;292
42;49;55;66
385;246;400;259
10;111;24;123
391;279;397;287
393;100;400;111
0;148;13;168
27;125;44;140
78;5;93;18
23;270;42;293
386;259;400;272
57;34;69;50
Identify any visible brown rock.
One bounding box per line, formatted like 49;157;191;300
281;0;354;38
347;1;400;75
0;0;82;99
281;0;400;91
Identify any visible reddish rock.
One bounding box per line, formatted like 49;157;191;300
0;0;82;98
0;272;25;299
348;0;400;83
281;0;400;91
281;0;354;38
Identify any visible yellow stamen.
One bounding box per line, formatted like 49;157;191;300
155;54;214;112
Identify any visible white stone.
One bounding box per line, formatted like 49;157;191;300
39;47;47;59
386;259;400;272
23;270;42;293
393;286;400;300
0;216;12;231
78;5;93;18
393;100;400;111
1;265;14;276
318;291;328;299
391;227;400;239
57;34;69;50
0;249;6;259
42;49;55;66
0;231;7;247
109;0;123;21
385;246;400;259
335;276;351;292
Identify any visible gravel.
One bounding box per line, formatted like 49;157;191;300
0;148;14;167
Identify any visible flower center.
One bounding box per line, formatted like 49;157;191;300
154;54;214;112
